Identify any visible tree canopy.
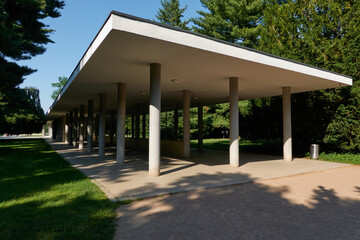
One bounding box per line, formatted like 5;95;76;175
51;76;68;100
0;0;64;134
188;0;360;153
192;0;264;47
156;0;190;29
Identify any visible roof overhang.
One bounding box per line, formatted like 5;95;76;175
46;11;352;120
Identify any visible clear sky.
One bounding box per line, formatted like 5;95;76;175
20;0;205;112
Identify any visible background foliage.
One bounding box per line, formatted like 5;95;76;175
157;0;360;153
0;0;64;134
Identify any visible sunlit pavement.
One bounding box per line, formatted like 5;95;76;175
47;140;349;201
114;165;360;240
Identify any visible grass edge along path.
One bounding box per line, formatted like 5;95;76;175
317;152;360;165
191;138;360;165
0;139;119;240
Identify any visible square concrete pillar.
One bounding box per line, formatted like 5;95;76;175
283;87;292;161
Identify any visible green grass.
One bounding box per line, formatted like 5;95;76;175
190;138;282;155
0;139;119;240
318;152;360;165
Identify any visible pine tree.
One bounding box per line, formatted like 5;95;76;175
0;0;64;134
257;0;360;152
192;0;264;47
155;0;190;30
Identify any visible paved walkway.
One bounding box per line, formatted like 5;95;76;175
115;165;360;240
48;140;349;201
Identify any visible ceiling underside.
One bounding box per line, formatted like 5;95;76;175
46;13;352;120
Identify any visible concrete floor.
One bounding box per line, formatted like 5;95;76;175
115;166;360;240
48;140;349;201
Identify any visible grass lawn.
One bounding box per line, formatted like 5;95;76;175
190;138;282;155
0;139;119;240
317;152;360;165
191;138;360;165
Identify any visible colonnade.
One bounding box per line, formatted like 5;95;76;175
49;63;293;177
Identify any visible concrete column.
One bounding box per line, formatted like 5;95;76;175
283;87;292;161
142;112;146;139
174;106;178;140
99;93;106;157
164;111;168;140
69;111;73;145
51;121;56;139
149;63;161;177
95;114;99;145
183;90;191;158
135;104;140;139
198;103;203;152
116;83;126;164
79;105;85;150
73;108;78;147
110;111;115;146
49;122;53;139
131;113;135;138
87;100;94;152
65;113;69;143
229;77;239;167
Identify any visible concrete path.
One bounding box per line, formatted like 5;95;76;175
115;166;360;240
48;141;349;201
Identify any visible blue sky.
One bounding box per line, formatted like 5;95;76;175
20;0;205;112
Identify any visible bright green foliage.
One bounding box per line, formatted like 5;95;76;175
192;0;264;47
0;139;118;240
257;0;360;152
0;0;64;134
190;0;360;153
190;138;282;155
324;104;360;152
51;76;68;100
156;0;190;29
0;87;45;134
318;152;360;165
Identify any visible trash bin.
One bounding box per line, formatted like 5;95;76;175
310;144;319;159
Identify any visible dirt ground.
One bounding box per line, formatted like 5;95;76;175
114;166;360;240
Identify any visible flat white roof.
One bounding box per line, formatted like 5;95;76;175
47;11;352;119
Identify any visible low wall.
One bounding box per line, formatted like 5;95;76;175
125;138;184;157
90;136;185;157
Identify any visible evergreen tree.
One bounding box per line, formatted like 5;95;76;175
257;0;360;152
193;0;360;152
1;87;45;134
192;0;264;47
156;0;190;29
0;0;64;134
51;76;68;100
